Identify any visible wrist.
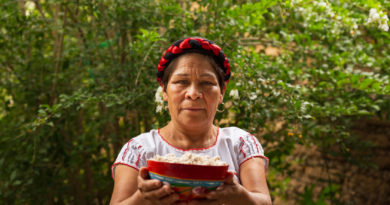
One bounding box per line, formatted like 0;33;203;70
128;190;154;205
231;186;267;205
223;184;252;205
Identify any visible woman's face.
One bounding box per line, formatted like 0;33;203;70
163;53;225;129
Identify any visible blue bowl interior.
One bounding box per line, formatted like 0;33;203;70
149;172;223;188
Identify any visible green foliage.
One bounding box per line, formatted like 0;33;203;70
299;184;342;205
1;0;389;204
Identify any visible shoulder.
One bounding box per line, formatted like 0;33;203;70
219;126;252;141
218;126;264;151
124;129;160;148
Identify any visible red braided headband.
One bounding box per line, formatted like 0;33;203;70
156;37;231;84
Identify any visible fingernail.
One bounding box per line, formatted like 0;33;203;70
206;193;216;199
163;181;169;185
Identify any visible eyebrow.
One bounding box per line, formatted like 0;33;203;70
172;73;216;78
199;73;216;78
172;73;189;77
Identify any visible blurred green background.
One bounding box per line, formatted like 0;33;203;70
1;0;389;204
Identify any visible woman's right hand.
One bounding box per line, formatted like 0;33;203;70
137;167;183;205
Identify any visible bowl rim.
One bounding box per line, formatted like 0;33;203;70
146;159;229;167
147;159;229;180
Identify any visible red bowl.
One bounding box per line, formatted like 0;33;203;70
147;160;229;180
146;160;229;201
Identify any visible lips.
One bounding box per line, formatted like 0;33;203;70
182;107;205;111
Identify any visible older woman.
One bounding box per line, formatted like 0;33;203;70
110;37;271;205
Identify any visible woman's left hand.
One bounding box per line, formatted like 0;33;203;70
188;172;244;205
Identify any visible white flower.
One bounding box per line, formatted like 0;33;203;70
371;13;380;21
229;89;240;100
380;15;389;31
155;86;163;103
156;104;164;113
366;8;389;31
249;92;257;100
317;2;327;7
290;0;302;6
379;24;389;31
155;86;165;113
368;9;380;21
25;1;35;16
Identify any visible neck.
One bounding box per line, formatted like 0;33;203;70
161;121;217;150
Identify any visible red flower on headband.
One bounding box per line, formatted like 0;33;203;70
200;40;211;50
179;38;192;49
159;57;169;66
224;58;231;75
210;44;221;56
171;46;183;54
166;45;173;54
157;64;165;72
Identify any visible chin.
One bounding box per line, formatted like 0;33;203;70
180;117;210;129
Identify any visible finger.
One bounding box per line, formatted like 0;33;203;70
207;183;241;203
188;198;219;205
216;182;227;191
139;167;149;179
205;191;218;200
143;183;174;200
192;186;208;197
223;172;235;185
207;184;231;200
160;192;180;204
139;179;162;193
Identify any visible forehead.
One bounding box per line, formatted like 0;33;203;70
170;53;217;76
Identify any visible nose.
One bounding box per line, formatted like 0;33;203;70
185;83;202;100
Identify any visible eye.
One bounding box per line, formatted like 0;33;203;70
201;81;216;86
174;80;188;85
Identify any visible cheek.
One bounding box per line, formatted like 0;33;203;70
207;91;222;107
166;88;184;105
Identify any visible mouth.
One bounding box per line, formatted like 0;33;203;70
182;107;205;111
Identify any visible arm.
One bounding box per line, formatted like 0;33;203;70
110;165;181;205
238;157;272;205
191;157;271;205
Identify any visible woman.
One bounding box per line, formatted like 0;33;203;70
110;37;271;205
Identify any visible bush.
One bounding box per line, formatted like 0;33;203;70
1;0;389;204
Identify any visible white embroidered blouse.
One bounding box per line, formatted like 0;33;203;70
111;127;268;183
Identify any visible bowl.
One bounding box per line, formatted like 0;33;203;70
146;160;229;201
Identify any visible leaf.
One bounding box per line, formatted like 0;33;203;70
10;170;17;181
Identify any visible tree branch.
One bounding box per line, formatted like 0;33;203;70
50;3;67;105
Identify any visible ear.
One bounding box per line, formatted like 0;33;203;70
219;82;227;104
162;85;168;101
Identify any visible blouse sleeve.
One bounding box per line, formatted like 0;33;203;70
237;134;269;171
111;139;146;179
